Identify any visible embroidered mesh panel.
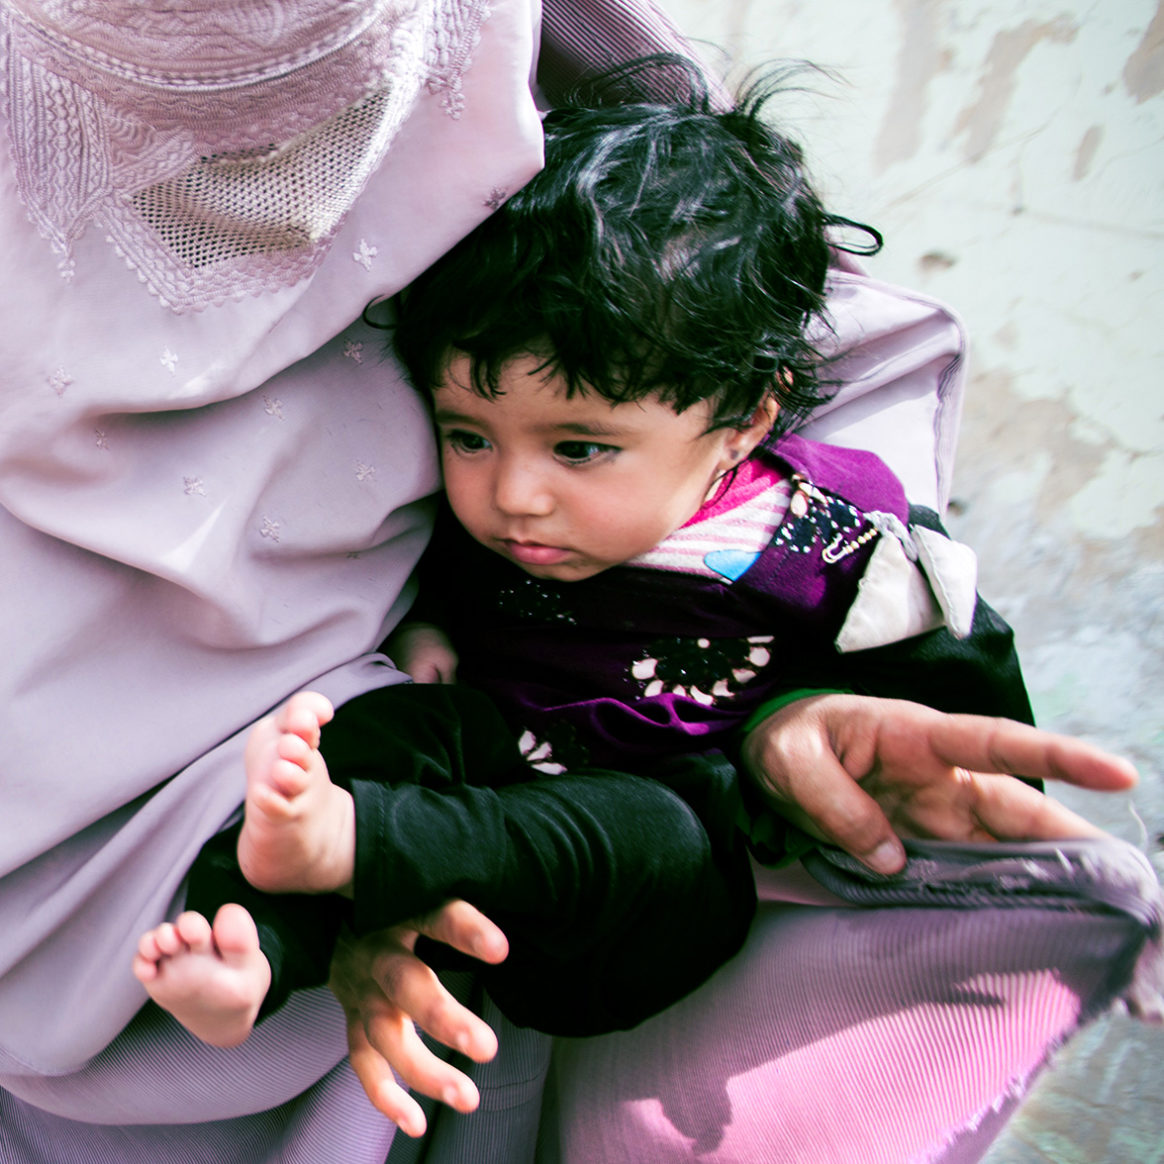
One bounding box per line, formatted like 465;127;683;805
0;0;492;310
132;94;400;270
111;84;418;305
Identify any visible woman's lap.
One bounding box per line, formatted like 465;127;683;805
0;988;394;1163
533;895;1140;1163
1;846;1151;1164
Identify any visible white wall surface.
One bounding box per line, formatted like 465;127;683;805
654;3;1163;1160
655;0;1161;833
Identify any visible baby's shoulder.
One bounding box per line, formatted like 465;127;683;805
764;432;910;520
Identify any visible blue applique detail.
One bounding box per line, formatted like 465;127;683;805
704;549;761;582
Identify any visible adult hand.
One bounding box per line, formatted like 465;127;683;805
329;899;509;1137
741;693;1138;875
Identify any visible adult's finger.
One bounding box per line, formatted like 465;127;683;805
901;712;1138;791
331;936;485;1131
414;899;510;967
966;770;1110;841
742;701;905;873
370;931;499;1066
352;985;482;1121
345;1003;432;1137
788;768;907;874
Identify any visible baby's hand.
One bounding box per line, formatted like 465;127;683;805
387;622;459;684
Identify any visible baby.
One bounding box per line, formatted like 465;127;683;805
135;61;1040;1053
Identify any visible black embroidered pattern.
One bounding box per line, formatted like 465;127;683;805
773;474;869;560
632;634;773;704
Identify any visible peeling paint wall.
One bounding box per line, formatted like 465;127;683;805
657;0;1162;822
656;3;1163;1160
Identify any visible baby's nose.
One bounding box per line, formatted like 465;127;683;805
493;460;554;516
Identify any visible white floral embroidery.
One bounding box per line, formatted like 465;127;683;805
353;239;378;271
183;476;206;496
732;637;772;684
48;367;72;397
160;348;179;373
263;395;285;420
94;429;110;450
344;340;365;364
355;462;376;482
259;517;281;542
518;730;566;776
632;635;773;704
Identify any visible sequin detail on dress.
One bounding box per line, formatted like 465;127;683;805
496;577;578;625
773;474;877;563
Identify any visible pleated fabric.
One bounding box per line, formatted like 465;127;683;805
525;839;1160;1164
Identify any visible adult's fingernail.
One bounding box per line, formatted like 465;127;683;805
867;840;904;874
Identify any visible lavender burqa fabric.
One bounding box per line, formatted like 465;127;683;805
0;2;1159;1162
0;1;545;1158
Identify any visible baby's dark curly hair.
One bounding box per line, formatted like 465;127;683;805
392;56;879;434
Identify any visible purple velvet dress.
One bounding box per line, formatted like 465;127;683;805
428;432;1029;780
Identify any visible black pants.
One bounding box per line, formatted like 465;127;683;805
188;684;755;1036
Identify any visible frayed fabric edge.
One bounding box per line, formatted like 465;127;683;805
802;835;1164;1025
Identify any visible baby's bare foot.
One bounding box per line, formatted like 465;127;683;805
132;905;271;1047
238;691;355;896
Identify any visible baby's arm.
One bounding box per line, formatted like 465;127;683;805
386;621;458;684
387;507;467;684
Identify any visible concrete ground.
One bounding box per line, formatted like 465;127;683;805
655;2;1164;1158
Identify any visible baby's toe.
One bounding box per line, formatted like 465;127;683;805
173;911;214;953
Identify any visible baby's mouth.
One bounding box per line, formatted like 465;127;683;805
501;539;572;566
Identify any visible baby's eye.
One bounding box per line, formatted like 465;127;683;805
554;440;617;465
442;429;491;454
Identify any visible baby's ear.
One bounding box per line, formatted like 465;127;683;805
751;395;779;435
723;396;779;463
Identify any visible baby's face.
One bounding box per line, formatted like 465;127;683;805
433;354;752;581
